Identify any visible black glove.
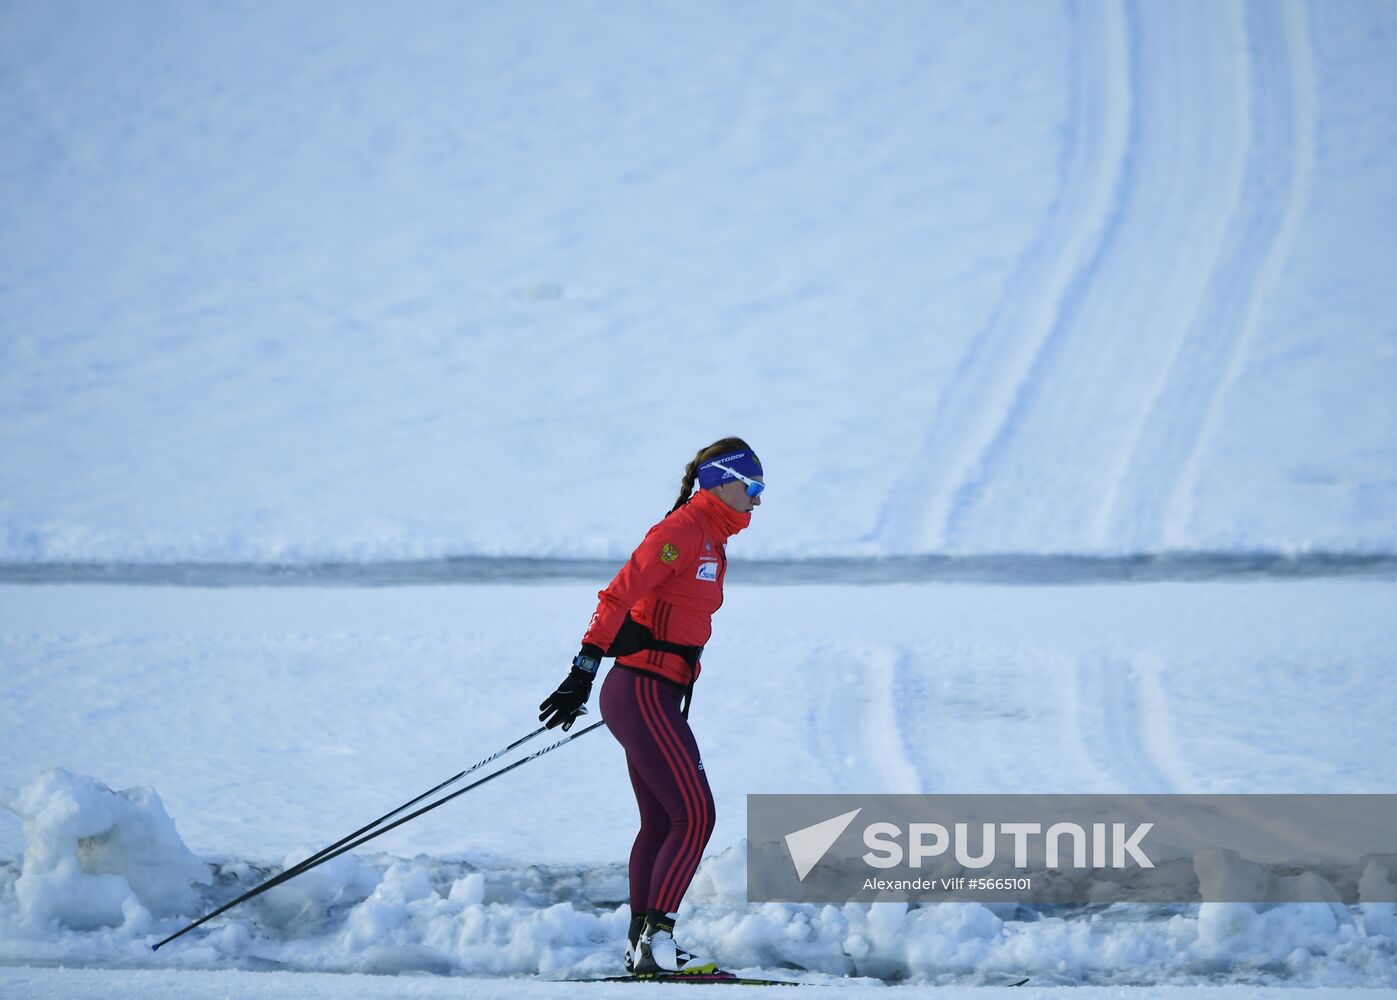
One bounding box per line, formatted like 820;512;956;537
539;648;602;731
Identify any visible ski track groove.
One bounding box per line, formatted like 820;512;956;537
1105;0;1317;550
943;2;1252;553
939;0;1141;553
808;645;925;795
1090;0;1251;549
1131;652;1194;792
861;648;923;795
872;0;1132;552
880;0;1302;556
1068;652;1177;793
1159;0;1316;548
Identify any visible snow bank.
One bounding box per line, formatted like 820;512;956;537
1;769;208;932
685;844;1397;986
2;773;1394;986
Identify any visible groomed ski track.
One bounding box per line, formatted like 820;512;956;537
874;0;1320;556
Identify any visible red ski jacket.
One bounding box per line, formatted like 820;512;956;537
582;489;750;686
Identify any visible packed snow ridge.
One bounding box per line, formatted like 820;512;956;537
3;770;1395;987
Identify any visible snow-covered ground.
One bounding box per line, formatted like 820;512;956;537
4;0;1397;995
3;0;1396;562
3;580;1395;991
6;970;1385;1000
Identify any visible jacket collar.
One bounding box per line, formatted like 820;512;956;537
690;487;751;540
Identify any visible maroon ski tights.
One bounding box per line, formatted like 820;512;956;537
599;666;716;914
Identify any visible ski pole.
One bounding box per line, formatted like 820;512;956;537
152;719;604;951
269;724;549;889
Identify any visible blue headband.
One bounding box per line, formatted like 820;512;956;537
697;450;763;491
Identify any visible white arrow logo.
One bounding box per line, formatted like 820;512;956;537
785;808;862;881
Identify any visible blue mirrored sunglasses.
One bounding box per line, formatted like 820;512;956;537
711;460;765;497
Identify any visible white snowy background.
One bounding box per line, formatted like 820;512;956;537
4;0;1396;562
2;0;1396;997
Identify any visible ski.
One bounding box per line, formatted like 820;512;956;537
566;971;799;986
564;971;1027;987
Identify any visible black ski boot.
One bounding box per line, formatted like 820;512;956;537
623;911;645;974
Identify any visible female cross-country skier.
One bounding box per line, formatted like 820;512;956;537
538;438;764;977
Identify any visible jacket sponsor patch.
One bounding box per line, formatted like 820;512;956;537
696;559;719;581
660;542;679;564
